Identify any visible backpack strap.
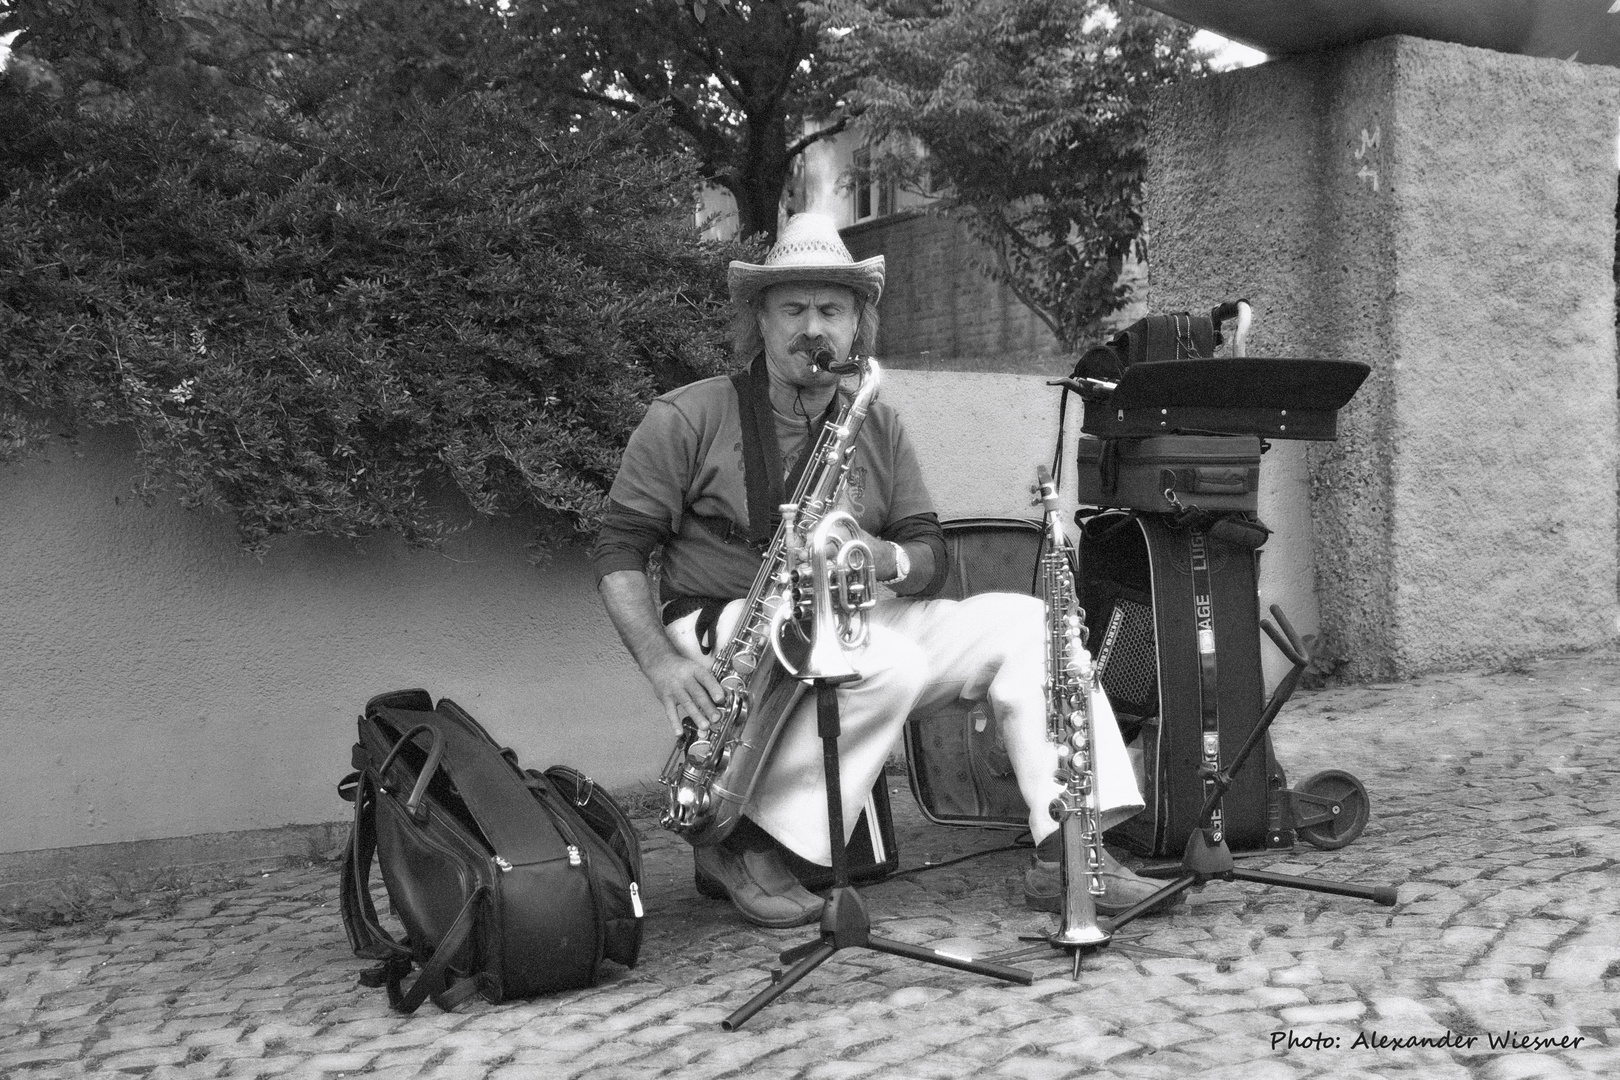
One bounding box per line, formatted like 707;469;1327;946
339;768;413;963
384;885;491;1015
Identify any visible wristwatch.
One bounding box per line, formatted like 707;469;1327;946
880;541;911;584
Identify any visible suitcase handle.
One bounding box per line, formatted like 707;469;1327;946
377;723;445;823
1160;466;1257;496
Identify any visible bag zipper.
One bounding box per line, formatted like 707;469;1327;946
629;881;643;918
545;765;644;884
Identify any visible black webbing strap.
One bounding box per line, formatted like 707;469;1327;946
730;354;847;542
731;355;786;546
1188;530;1224;844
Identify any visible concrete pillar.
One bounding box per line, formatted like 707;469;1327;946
1146;35;1620;679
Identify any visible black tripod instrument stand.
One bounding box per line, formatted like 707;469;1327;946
723;678;1034;1030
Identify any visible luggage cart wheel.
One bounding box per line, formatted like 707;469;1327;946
1291;770;1370;850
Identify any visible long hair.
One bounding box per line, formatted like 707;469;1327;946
729;291;880;365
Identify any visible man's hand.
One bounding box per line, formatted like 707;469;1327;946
598;570;730;737
644;651;727;737
851;525;899;581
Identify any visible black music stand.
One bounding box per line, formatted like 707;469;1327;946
722;678;1034;1031
1105;606;1399;932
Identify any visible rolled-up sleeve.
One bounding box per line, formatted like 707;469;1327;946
880;512;948;598
591;500;672;581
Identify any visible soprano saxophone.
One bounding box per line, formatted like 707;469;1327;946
658;353;882;847
1035;465;1112;951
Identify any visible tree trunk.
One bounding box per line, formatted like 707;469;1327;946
730;110;792;242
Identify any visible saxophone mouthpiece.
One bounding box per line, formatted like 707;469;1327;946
811;344;859;376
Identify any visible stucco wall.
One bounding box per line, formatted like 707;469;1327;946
0;371;1084;869
0;428;657;858
1147;36;1620;678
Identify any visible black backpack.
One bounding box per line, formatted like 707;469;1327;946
1071;309;1225;385
339;689;643;1013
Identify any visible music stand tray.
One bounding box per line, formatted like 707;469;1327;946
1080;357;1370;441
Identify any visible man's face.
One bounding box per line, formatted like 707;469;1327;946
757;283;860;391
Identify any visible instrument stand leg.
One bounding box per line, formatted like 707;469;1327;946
1108;606;1400;934
722;678;1034;1031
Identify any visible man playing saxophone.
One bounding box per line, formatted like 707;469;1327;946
593;213;1160;928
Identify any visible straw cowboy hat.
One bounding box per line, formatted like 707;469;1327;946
727;213;886;306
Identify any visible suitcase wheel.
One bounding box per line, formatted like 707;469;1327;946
1291;770;1370;850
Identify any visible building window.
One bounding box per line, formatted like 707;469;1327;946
851;146;896;223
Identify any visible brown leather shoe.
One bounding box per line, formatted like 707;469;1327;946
1024;847;1172;917
693;844;825;928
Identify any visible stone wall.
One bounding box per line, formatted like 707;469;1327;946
1146;35;1620;678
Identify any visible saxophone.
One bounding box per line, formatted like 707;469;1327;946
658;354;882;847
1035;466;1112;950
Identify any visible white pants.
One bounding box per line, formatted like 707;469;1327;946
666;592;1144;866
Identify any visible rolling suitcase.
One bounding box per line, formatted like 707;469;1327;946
1078;510;1284;858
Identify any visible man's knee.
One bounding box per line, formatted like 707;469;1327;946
844;627;930;707
962;592;1044;651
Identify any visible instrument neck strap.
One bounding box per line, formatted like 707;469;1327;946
731;353;845;545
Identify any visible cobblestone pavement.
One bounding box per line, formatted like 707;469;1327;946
3;646;1618;1080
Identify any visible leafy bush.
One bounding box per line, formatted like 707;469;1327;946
1;87;741;554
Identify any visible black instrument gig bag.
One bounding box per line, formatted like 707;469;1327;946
339;689;643;1013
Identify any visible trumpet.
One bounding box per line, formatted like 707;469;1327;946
1035;465;1112;957
771;507;877;683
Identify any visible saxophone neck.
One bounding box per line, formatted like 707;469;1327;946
850;355;880;409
